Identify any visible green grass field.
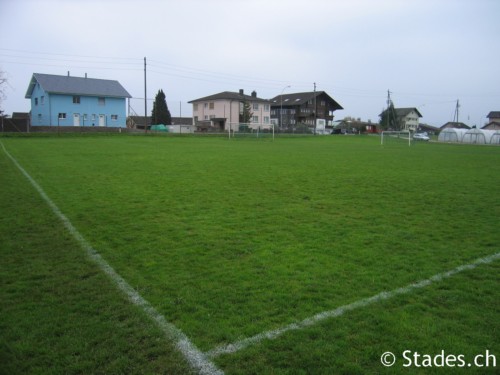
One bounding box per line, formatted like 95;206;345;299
1;134;499;374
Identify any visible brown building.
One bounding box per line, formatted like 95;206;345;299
269;91;343;131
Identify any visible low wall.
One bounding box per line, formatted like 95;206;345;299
28;126;140;133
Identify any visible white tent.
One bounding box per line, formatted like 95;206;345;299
438;128;468;143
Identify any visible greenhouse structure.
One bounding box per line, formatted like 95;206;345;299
438;128;468;143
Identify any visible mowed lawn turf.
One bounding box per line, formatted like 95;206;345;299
1;134;499;374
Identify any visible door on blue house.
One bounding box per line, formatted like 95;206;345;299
73;113;80;126
99;114;105;127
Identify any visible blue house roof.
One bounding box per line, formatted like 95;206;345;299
25;73;131;99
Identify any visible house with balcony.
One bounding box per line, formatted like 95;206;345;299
269;91;343;132
188;89;271;132
395;108;422;131
25;73;131;127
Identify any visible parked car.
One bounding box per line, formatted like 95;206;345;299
413;133;430;141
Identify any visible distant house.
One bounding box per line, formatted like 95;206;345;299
417;123;439;135
1;112;30;132
483;111;500;130
269;91;343;131
171;117;193;126
333;118;379;134
25;73;131;127
380;107;422;132
12;112;30;120
189;89;271;132
397;108;422;131
439;121;470;130
127;115;152;130
486;111;500;123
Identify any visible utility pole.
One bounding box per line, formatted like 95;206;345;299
453;99;460;125
144;57;147;133
386;90;391;129
313;82;317;135
386;89;395;130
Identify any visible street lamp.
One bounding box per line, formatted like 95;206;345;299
280;85;290;130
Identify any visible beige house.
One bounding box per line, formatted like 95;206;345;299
189;89;271;132
483;111;500;130
394;108;422;131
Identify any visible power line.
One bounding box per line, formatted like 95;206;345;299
3;48;496;104
0;48;141;62
0;59;142;72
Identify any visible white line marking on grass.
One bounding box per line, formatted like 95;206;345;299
1;141;223;375
206;251;500;359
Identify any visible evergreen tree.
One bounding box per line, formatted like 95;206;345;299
240;100;253;123
379;102;399;130
151;89;172;125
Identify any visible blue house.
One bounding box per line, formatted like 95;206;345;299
25;73;131;127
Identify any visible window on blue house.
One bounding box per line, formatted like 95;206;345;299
111;115;118;121
58;113;66;119
35;98;38;105
73;96;81;104
98;97;105;106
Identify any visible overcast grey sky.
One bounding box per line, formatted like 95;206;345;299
1;0;499;126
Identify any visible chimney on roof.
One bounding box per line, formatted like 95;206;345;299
251;90;257;98
67;71;70;77
85;73;87;78
239;89;244;95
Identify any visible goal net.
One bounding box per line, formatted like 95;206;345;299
227;123;275;139
381;131;412;146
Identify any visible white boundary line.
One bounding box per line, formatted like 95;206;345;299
1;141;223;375
206;251;500;359
5;139;499;369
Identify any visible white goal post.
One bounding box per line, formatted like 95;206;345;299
381;131;412;146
